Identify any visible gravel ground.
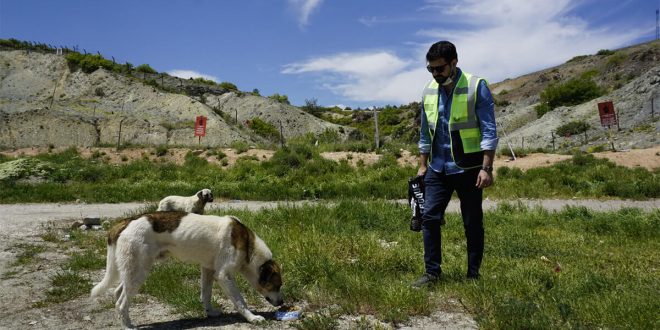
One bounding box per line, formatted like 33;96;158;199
0;199;657;330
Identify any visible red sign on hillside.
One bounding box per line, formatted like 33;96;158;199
597;101;617;127
194;116;207;137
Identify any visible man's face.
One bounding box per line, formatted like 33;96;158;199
427;58;456;85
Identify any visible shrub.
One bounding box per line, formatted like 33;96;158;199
567;55;588;63
248;118;280;140
556;121;590;137
539;76;604;111
535;103;551;118
219;82;238;91
606;53;627;67
135;64;157;74
193;77;216;85
94;87;104;97
596;49;615;56
154;146;168;157
65;53;114;73
268;93;290;104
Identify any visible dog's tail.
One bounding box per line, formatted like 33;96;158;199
90;244;119;298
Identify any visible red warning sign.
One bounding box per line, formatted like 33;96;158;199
597;101;617;127
194;116;207;137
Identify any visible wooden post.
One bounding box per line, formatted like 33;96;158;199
373;108;379;150
551;131;556;151
652;97;655;119
235;109;238;124
117;117;126;150
279;119;285;148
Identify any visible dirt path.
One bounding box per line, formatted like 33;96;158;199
0;199;657;330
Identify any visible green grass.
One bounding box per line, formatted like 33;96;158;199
35;201;659;328
491;153;659;199
0;147;657;202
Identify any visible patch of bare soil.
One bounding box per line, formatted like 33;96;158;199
496;145;660;171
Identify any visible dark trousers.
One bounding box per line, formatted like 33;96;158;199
422;168;484;278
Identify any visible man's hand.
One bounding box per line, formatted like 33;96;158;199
475;170;493;189
417;165;428;177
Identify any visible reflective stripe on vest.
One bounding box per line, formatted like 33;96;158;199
422;71;485;169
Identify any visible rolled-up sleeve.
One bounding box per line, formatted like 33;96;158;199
476;80;499;151
418;103;431;154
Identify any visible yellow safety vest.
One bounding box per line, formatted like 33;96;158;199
422;71;485;169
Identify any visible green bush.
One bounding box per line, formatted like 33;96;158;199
556;121;590;137
154;146;168;157
219;82;238;91
135;64;157;74
539;76;604;111
65;53;115;73
535;103;551;118
248;118;280;140
269;93;290;104
193;77;216;85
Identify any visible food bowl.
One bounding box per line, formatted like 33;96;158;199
275;305;302;321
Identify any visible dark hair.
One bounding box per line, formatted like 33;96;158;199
426;41;457;62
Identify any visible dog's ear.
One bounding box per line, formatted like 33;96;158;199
197;191;203;200
259;260;281;286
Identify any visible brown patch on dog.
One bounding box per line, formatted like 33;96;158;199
107;213;144;245
147;211;186;233
229;216;255;263
106;211;186;245
259;260;282;291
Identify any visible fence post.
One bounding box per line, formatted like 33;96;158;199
551;131;556;151
279;120;285;148
373;108;379;150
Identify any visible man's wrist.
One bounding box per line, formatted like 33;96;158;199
481;165;493;173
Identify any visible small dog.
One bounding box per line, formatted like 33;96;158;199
156;189;214;214
90;212;283;329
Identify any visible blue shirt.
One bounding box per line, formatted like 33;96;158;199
419;68;499;175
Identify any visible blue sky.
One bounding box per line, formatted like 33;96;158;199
1;0;658;109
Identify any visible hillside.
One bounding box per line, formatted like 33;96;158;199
0;45;348;148
314;40;660;153
0;39;658;152
490;40;660;151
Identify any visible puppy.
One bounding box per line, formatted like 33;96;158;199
157;189;213;214
90;212;283;329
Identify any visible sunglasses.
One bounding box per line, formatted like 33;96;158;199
426;63;450;73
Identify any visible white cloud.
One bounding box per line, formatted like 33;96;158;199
284;0;643;105
287;0;323;28
167;70;218;82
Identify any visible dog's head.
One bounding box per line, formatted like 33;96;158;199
197;189;214;203
257;260;284;306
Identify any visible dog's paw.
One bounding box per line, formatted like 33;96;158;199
248;315;266;323
206;308;222;317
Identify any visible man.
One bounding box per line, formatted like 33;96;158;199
413;40;498;287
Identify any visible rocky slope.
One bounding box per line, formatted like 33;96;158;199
0;49;347;148
491;40;660;151
0;40;658;151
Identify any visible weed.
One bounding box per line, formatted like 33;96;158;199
11;243;47;266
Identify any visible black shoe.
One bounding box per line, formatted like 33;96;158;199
412;273;439;288
466;273;480;280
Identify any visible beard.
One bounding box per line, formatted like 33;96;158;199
434;68;455;86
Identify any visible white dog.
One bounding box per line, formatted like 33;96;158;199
156;189;214;214
90;212;283;329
